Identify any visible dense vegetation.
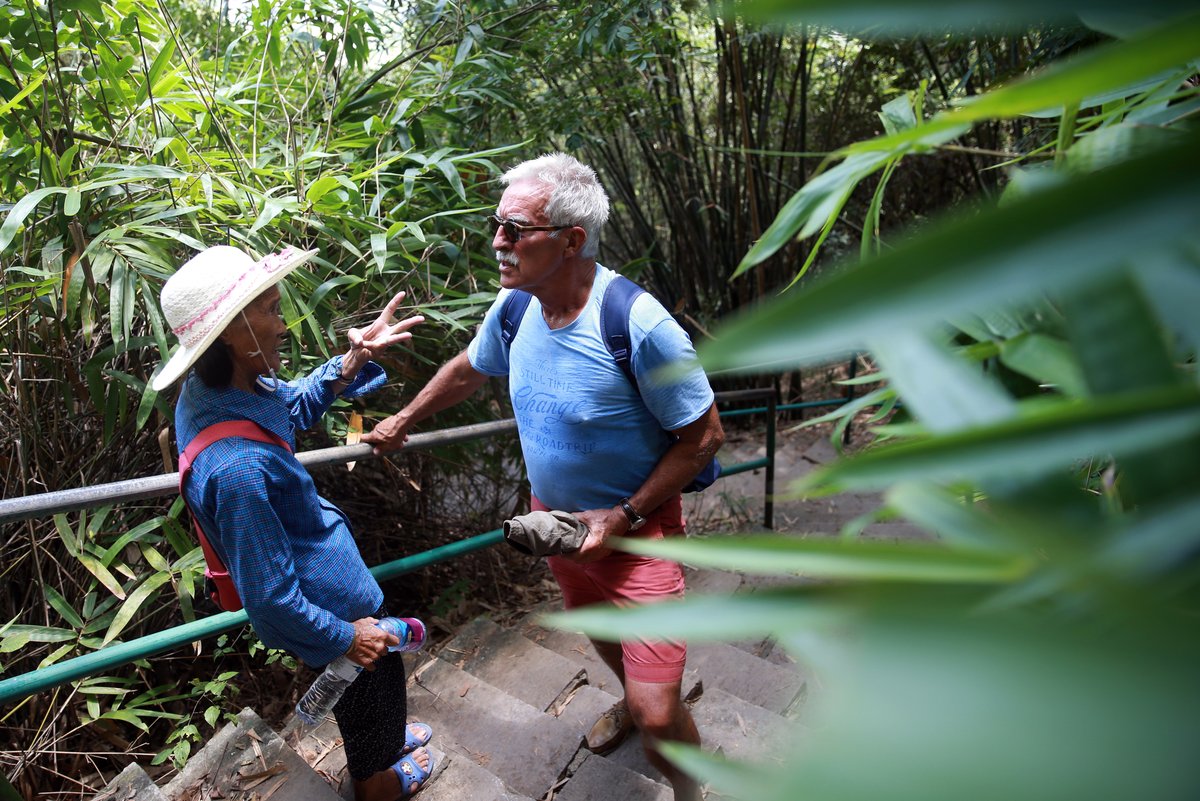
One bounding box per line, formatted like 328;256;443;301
1;0;1197;798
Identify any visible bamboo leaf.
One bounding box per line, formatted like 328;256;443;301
54;513;80;556
0;187;69;252
43;586;85;629
611;534;1030;583
305;175;341;205
701;134;1200;375
0;625;77;646
309;274;364;310
436;160;466;201
542;585;848;643
868;330;1015;431
0;71;46;115
102;572;171;645
736;1;1198;33
371;233;387;272
795;386;1200;494
139;544;171;573
64;188;82;217
657;742;780;801
79;552;128;600
38;643;77;669
135;39;177;106
1100;495;1200;578
0;631;30;653
249;196;294;234
998;334;1089;397
99;709;151;732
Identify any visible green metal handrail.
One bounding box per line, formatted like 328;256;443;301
0;388;794;706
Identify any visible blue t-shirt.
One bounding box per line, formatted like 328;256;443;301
467;265;714;511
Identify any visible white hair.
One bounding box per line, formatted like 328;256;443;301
502;153;610;259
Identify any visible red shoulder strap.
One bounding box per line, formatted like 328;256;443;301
179;420;291;477
176;421;292;614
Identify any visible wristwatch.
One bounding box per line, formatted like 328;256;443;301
618;497;647;531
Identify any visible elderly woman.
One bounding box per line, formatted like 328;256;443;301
151;244;432;799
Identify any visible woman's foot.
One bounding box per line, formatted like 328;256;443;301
393;747;433;797
401;722;433;755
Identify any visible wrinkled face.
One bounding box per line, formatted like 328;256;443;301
492;180;573;291
220;285;287;377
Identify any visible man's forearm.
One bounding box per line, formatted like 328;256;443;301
396;350;489;429
626;404;724;518
364;350;490;452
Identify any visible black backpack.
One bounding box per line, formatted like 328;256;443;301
499;275;720;492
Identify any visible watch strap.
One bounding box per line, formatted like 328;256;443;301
619;497;646;530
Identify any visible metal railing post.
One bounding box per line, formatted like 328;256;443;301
764;390;777;529
843;353;859;446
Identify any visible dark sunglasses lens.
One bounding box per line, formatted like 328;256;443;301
489;215;520;241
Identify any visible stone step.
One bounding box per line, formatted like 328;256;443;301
163;708;342;801
693;686;792;762
438;616;586;712
415;746;535;801
406;655;583;799
285;715;353;798
605;686;791;783
516;605;623;697
683;566;745;595
289;706;527;801
555;753;672;801
687;641;807;716
729;633;802;670
91;763;167;801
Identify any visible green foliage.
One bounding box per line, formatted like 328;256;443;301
546;6;1200;801
0;0;516;789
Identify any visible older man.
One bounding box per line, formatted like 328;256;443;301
364;153;723;801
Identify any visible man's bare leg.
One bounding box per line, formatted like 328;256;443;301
626;678;702;801
588;637;626;688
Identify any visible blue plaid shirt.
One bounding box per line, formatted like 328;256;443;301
176;357;386;667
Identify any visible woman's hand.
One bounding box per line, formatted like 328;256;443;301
344;617;400;671
339;291;425;380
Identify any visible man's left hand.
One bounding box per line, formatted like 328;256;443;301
570;507;627;563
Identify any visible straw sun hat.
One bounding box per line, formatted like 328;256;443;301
151;245;317;391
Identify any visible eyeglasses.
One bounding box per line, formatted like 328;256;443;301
487;214;571;242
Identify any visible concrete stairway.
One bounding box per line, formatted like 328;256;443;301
90;569;807;801
92;436;916;801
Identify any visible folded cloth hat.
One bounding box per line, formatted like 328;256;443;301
151;244;318;391
503;510;589;557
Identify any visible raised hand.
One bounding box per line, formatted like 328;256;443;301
341;291;424;378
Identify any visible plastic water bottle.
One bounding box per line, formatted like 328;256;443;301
295;617;426;726
378;616;427;653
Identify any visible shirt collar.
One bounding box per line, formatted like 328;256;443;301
177;373;296;450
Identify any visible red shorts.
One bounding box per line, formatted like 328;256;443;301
536;495;688;684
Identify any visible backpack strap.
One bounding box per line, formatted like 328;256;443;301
178;421;292;612
601;276;720;492
499;290;534;348
600;275;646;392
500;275;647;387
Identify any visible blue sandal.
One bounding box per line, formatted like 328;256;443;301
402;722;433;755
392;749;433;797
